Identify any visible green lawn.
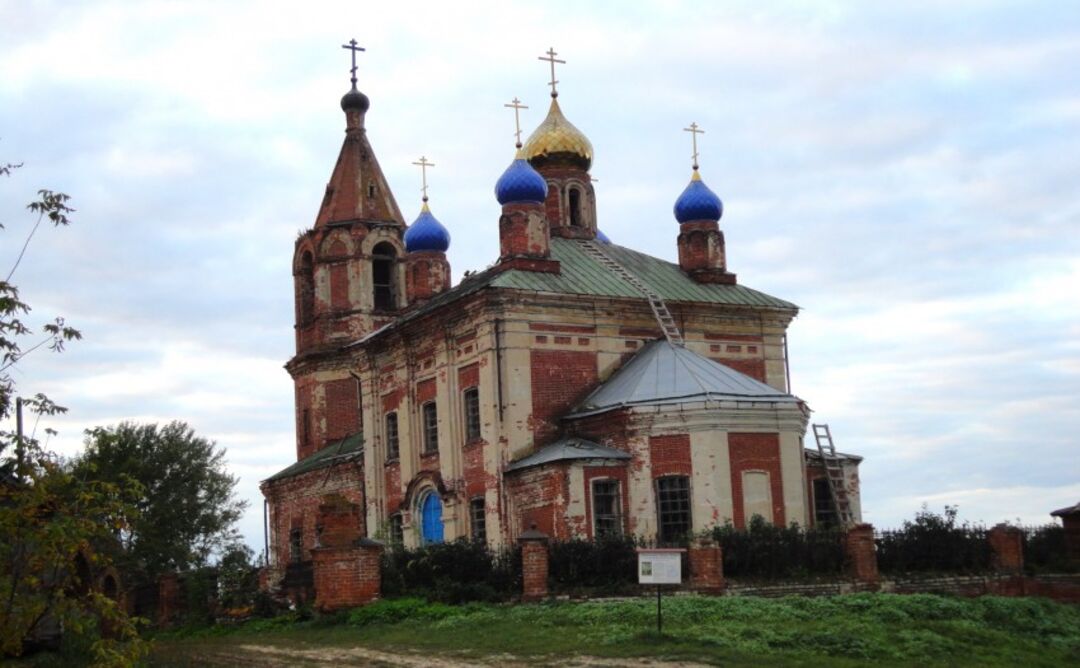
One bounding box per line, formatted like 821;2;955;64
149;594;1080;667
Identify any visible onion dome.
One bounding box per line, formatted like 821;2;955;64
673;170;723;223
522;98;593;171
496;150;549;205
404;202;450;252
340;85;370;113
596;228;611;244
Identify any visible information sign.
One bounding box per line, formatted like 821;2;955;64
637;549;682;584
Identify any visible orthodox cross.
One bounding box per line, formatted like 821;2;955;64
342;39;366;87
412;156;435;202
683;122;704;169
538;47;565;97
504;97;529;148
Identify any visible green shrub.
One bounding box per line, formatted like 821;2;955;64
711;516;846;579
876;506;991;574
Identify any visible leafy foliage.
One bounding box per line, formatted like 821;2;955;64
1023;524;1075;574
547;534;639;594
70;421;248;580
381;539;520;603
711;515;847;579
876;505;992;574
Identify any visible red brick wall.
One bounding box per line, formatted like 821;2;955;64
329;263;349;311
324;378;359;442
728;432;785;528
712;357;766;382
521;539;549;601
263;463;365;569
650;434;692;478
529;350;598;443
458;362;479;390
506;465;569;539
296;383;314;460
416;377;437;404
312;543;382;612
384;461;402;512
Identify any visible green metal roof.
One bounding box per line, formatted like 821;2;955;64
351;236;795;347
263;432;363;483
492;238;796;309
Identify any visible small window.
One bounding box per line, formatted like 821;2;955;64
385;412;399;460
422;401;438;454
470;497;486;543
389;514;404;545
463;388;481;442
592;479;621;538
813;478;837;527
301;408;311;451
289;528;303;563
568;187;582;227
367;181;376;199
656;476;692;544
372;242;397;311
298;251;315;325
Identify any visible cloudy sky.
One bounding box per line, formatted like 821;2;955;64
2;0;1077;551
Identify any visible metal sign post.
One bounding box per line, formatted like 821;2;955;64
637;548;685;635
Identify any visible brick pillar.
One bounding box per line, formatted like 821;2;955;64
844;523;880;586
688;536;725;593
311;537;384;612
157;572;182;628
519;525;549;602
988;524;1024;574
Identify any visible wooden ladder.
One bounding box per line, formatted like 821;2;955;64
579;240;684;347
812;423;856;526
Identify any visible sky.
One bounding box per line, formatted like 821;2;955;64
1;0;1078;553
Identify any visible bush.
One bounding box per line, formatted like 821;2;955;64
711;516;846;579
547;534;639;595
1023;524;1075;574
381;539;520;603
876;506;991;574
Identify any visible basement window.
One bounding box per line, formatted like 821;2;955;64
592;479;622;538
463;388;481;441
422;401;439;454
656;476;691;545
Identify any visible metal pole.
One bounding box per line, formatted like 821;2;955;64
656;584;662;634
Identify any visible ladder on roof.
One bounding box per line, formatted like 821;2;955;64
579;240;684;347
812;423;856;527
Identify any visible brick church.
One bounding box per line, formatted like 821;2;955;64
260;49;863;578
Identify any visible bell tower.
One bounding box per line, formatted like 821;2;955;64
287;40;406;460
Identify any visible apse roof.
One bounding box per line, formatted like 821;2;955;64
505;437;631;473
570;339;800;417
349;237;796;348
263;432;363;483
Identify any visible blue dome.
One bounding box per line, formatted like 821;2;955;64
596;228;611;244
495;156;548;205
673;171;723;223
404;203;451;252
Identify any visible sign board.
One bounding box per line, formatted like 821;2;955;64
637;548;683;585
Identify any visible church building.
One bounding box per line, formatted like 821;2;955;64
260;47;863;578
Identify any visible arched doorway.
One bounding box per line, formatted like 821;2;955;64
419;491;444;544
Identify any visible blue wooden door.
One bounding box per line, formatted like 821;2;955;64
420;492;444;544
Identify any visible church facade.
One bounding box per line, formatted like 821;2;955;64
260;54;862;577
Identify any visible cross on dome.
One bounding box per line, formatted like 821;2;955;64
683;122;704;170
538;47;566;98
504;97;529;148
412;156;435;202
341;39;366;88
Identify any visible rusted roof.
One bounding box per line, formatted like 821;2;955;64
505;437;630;473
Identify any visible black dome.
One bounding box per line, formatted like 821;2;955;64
340;88;370;113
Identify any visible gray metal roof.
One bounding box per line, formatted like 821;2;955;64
571;339;799;416
505;437;631;473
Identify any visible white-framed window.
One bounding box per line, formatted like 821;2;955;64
422;401;438;454
656;475;691;544
463;387;481;441
385;412;399;460
592;479;621;538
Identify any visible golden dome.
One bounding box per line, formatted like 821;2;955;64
522;97;593;171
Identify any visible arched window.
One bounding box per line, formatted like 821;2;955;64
372;242;397;310
567;187;582;227
102;574;119;601
298;251;315;325
419;490;444;544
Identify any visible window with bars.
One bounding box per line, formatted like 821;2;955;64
592;479;622;537
656;476;692;544
469;497;486;543
385;412;399;460
463;387;481;442
422;401;438;454
289;528;303;563
389;513;404;545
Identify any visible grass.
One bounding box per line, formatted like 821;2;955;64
149;593;1080;666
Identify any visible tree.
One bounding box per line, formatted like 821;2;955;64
0;161;146;665
72;421;249;580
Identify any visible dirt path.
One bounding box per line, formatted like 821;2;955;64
225;643;715;667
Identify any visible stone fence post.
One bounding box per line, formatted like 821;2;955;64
844;523;880;586
156;572;182;628
688;535;725;593
311;537;384;613
988;524;1024;574
519;525;549;602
